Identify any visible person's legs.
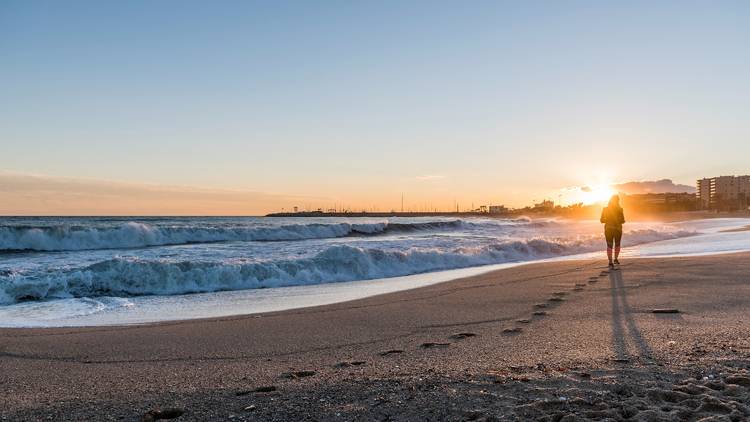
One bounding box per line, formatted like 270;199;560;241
613;230;623;263
605;228;614;264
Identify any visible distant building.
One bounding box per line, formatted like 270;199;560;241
488;205;507;214
697;175;750;211
532;200;554;212
622;193;697;212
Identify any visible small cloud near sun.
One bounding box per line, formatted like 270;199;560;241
415;175;445;181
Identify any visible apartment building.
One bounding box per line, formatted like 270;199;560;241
697;175;750;210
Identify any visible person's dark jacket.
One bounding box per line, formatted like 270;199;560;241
600;206;625;230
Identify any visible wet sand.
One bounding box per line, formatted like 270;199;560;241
1;253;749;421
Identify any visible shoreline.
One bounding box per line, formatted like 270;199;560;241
5;245;750;329
2;253;749;420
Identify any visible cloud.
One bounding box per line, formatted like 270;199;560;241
0;171;327;216
612;179;695;194
579;186;592;192
415;175;445;181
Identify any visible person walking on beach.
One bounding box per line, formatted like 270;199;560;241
601;195;625;268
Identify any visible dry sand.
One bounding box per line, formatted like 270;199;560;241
1;253;749;421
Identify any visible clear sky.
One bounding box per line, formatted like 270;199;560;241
2;1;749;215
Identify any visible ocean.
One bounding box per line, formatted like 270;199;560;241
1;216;748;327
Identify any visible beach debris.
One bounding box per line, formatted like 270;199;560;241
420;342;450;349
280;370;316;379
668;340;677;347
532;311;548;316
502;327;522;334
379;349;404;356
334;360;366;368
449;332;477;340
243;405;256;412
140;408;185;421
652;308;680;314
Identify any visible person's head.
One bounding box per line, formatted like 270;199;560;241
608;194;620;208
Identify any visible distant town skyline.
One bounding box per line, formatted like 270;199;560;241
2;1;749;214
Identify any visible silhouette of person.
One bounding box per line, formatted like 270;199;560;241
600;195;625;268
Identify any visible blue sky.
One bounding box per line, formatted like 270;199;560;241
2;1;749;213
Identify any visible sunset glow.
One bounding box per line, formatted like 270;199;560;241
580;184;617;205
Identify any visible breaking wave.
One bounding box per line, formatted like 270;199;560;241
0;220;483;252
0;228;694;305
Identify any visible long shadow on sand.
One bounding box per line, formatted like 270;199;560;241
608;268;653;362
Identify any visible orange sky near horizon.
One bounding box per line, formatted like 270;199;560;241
0;171;696;216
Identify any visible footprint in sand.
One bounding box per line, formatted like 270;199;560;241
516;319;531;324
141;408;185;422
420;342;451;349
449;332;477;340
280;370;316;379
548;296;564;302
534;303;548;309
552;291;567;296
379;349;404;356
502;327;523;335
334;361;366;368
236;385;277;396
532;311;548;316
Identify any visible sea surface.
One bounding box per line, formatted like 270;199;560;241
1;216;748;327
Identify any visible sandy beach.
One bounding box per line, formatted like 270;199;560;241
2;252;749;421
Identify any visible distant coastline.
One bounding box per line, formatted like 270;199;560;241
265;211;513;218
266;209;750;220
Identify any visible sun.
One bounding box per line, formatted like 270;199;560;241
580;183;616;205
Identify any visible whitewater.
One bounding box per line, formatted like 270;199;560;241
1;216;749;327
